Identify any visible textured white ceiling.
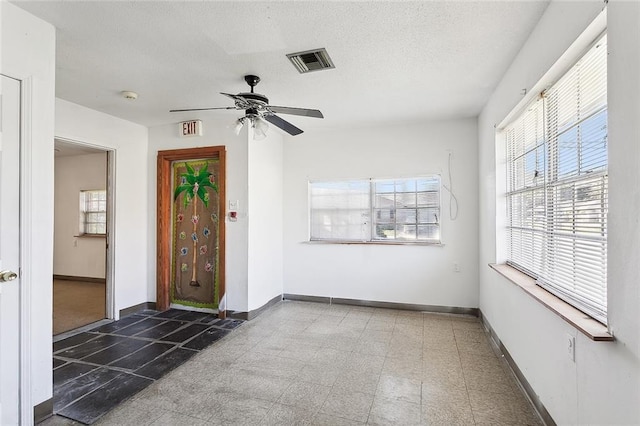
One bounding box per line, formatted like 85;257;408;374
13;1;549;131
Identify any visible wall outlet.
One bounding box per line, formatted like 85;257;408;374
229;200;238;211
453;262;460;272
566;334;575;362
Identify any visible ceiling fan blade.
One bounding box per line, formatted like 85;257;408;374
263;114;304;136
220;92;243;101
170;106;237;113
268;106;324;119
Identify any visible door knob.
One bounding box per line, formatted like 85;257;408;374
0;270;18;282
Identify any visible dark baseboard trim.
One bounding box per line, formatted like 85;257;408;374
479;310;555;426
283;293;479;317
53;274;106;284
34;398;53;424
282;294;331;304
119;302;157;318
228;294;282;321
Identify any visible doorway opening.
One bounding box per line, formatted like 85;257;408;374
53;139;115;336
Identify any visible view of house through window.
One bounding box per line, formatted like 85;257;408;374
310;176;441;243
502;34;608;324
79;189;107;235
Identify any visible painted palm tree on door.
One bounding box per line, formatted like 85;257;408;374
172;160;220;308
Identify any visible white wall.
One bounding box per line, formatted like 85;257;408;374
283;119;479;308
247;130;284;311
148;119;250;312
54;153;106;279
478;1;640;424
1;0;56;411
56;99;149;318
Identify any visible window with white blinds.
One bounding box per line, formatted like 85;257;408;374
309;180;371;241
310;176;441;243
504;34;608;324
79;189;107;235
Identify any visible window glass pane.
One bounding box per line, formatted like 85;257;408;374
374;181;394;194
395;224;416;240
396;209;416;224
418;225;439;241
395;193;416;207
557;126;579;178
375;224;394;239
395;180;416;192
418;208;439;224
375;194;395;209
580;109;607;173
375;209;393;222
417;179;439;192
417;191;439;207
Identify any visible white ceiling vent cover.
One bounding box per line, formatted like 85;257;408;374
286;48;335;74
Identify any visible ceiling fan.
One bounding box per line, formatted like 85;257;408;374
170;75;324;138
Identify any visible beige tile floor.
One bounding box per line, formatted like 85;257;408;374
43;300;543;425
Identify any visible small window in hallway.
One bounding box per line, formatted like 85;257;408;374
79;189;106;235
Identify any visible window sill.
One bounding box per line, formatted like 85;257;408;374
74;234;106;238
488;263;613;342
305;240;444;247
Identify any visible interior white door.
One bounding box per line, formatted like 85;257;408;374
0;74;22;425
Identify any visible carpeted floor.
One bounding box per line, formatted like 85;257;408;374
53;279;106;335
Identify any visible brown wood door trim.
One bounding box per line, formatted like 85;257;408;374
156;146;226;318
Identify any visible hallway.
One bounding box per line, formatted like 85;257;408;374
53;279;106;335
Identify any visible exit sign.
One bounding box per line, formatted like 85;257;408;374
180;120;203;137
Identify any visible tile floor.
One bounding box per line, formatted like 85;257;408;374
42;300;543;425
49;309;243;424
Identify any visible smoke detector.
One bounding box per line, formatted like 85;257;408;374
121;90;138;100
286;48;335;74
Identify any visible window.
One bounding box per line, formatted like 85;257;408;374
79;189;107;235
310;176;441;243
503;34;608;324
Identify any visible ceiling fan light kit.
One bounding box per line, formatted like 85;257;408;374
170;75;324;139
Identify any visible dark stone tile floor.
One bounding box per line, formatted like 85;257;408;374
52;309;243;425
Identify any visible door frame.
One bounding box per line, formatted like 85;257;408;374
10;73;33;425
156;146;226;317
19;75;33;425
53;137;116;320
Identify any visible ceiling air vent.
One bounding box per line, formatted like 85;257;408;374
286;48;335;74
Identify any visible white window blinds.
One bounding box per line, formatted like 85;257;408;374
505;34;608;324
309;180;371;241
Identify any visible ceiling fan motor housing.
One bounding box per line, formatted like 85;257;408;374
244;74;261;88
237;92;269;106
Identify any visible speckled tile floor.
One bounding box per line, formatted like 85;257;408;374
41;300;543;425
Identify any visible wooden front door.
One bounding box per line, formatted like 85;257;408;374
157;147;226;317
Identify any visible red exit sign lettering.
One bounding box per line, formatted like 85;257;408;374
180;120;203;137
